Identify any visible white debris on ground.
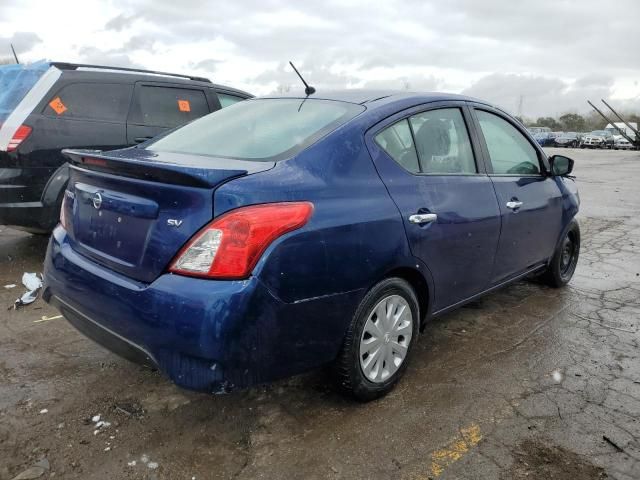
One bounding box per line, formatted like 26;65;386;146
13;272;43;309
90;414;111;436
39;409;48;414
148;462;159;469
4;284;16;289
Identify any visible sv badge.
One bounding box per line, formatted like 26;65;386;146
167;219;183;228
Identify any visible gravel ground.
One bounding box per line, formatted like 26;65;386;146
0;147;638;480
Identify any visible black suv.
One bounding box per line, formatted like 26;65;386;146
0;61;251;233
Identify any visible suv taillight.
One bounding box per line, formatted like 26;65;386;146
7;125;32;152
60;192;69;230
169;202;314;279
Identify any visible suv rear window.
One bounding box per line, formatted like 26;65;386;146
137;86;209;128
148;98;364;161
43;83;133;122
0;62;49;123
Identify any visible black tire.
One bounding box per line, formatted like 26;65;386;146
332;277;419;401
541;219;580;288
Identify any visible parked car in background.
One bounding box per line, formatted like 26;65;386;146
528;126;551;135
43;91;580;401
614;136;633;150
554;132;579;148
580;130;614;149
0;61;252;233
533;132;556;147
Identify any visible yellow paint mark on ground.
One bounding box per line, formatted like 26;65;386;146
429;423;482;477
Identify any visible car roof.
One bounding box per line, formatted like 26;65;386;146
49;62;252;98
260;89;485;107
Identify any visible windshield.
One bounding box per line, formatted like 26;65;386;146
148;98;365;161
591;130;606;136
0;61;49;123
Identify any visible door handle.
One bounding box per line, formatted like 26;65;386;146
134;136;153;144
409;213;438;224
506;201;523;210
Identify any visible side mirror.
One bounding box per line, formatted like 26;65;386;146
548;155;574;176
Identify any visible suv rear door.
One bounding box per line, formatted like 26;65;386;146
126;82;214;144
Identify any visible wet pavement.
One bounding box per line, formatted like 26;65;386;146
0;148;638;480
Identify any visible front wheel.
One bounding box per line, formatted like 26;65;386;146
542;220;580;288
332;278;419;401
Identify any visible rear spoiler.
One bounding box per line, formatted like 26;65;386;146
63;149;274;188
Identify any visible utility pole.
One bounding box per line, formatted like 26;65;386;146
10;44;19;64
517;95;523;118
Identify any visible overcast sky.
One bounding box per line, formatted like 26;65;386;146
1;0;639;118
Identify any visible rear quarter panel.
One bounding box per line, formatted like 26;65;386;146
213;119;420;304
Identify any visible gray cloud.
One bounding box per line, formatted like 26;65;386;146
5;0;640;115
76;46;140;68
105;13;137;31
0;31;42;55
462;73;618;118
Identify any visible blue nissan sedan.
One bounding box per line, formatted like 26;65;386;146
43;91;580;401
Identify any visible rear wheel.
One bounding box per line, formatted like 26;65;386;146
332;278;419;401
541;220;580;288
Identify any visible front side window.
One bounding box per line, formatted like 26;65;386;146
43;83;133;122
137;86;209;128
148;98;364;161
477;110;541;175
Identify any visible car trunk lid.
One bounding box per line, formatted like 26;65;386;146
62;148;274;283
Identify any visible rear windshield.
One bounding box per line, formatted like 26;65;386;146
0;62;49;123
147;98;365;161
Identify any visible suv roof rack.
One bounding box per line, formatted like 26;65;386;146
50;62;211;83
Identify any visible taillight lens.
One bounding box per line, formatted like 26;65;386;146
7;125;32;152
169;202;314;279
59;192;69;230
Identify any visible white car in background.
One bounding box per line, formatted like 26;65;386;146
614;136;633;150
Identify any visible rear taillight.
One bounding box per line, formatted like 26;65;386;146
7;125;32;152
169;202;314;279
59;192;69;230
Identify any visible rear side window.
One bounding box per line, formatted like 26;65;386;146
375;119;420;173
43;83;133;122
137;86;209;128
476;110;541;175
217;92;245;108
148;98;364;161
0;62;48;123
375;108;476;174
409;108;476;174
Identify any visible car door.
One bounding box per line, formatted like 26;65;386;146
471;106;564;284
366;103;501;312
126;82;211;144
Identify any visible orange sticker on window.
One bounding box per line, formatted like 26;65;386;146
49;97;67;115
178;100;191;112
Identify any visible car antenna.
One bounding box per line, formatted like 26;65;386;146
289;61;315;96
10;44;20;64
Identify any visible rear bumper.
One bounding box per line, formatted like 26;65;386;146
0;166;61;232
43;226;358;392
0;201;58;233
